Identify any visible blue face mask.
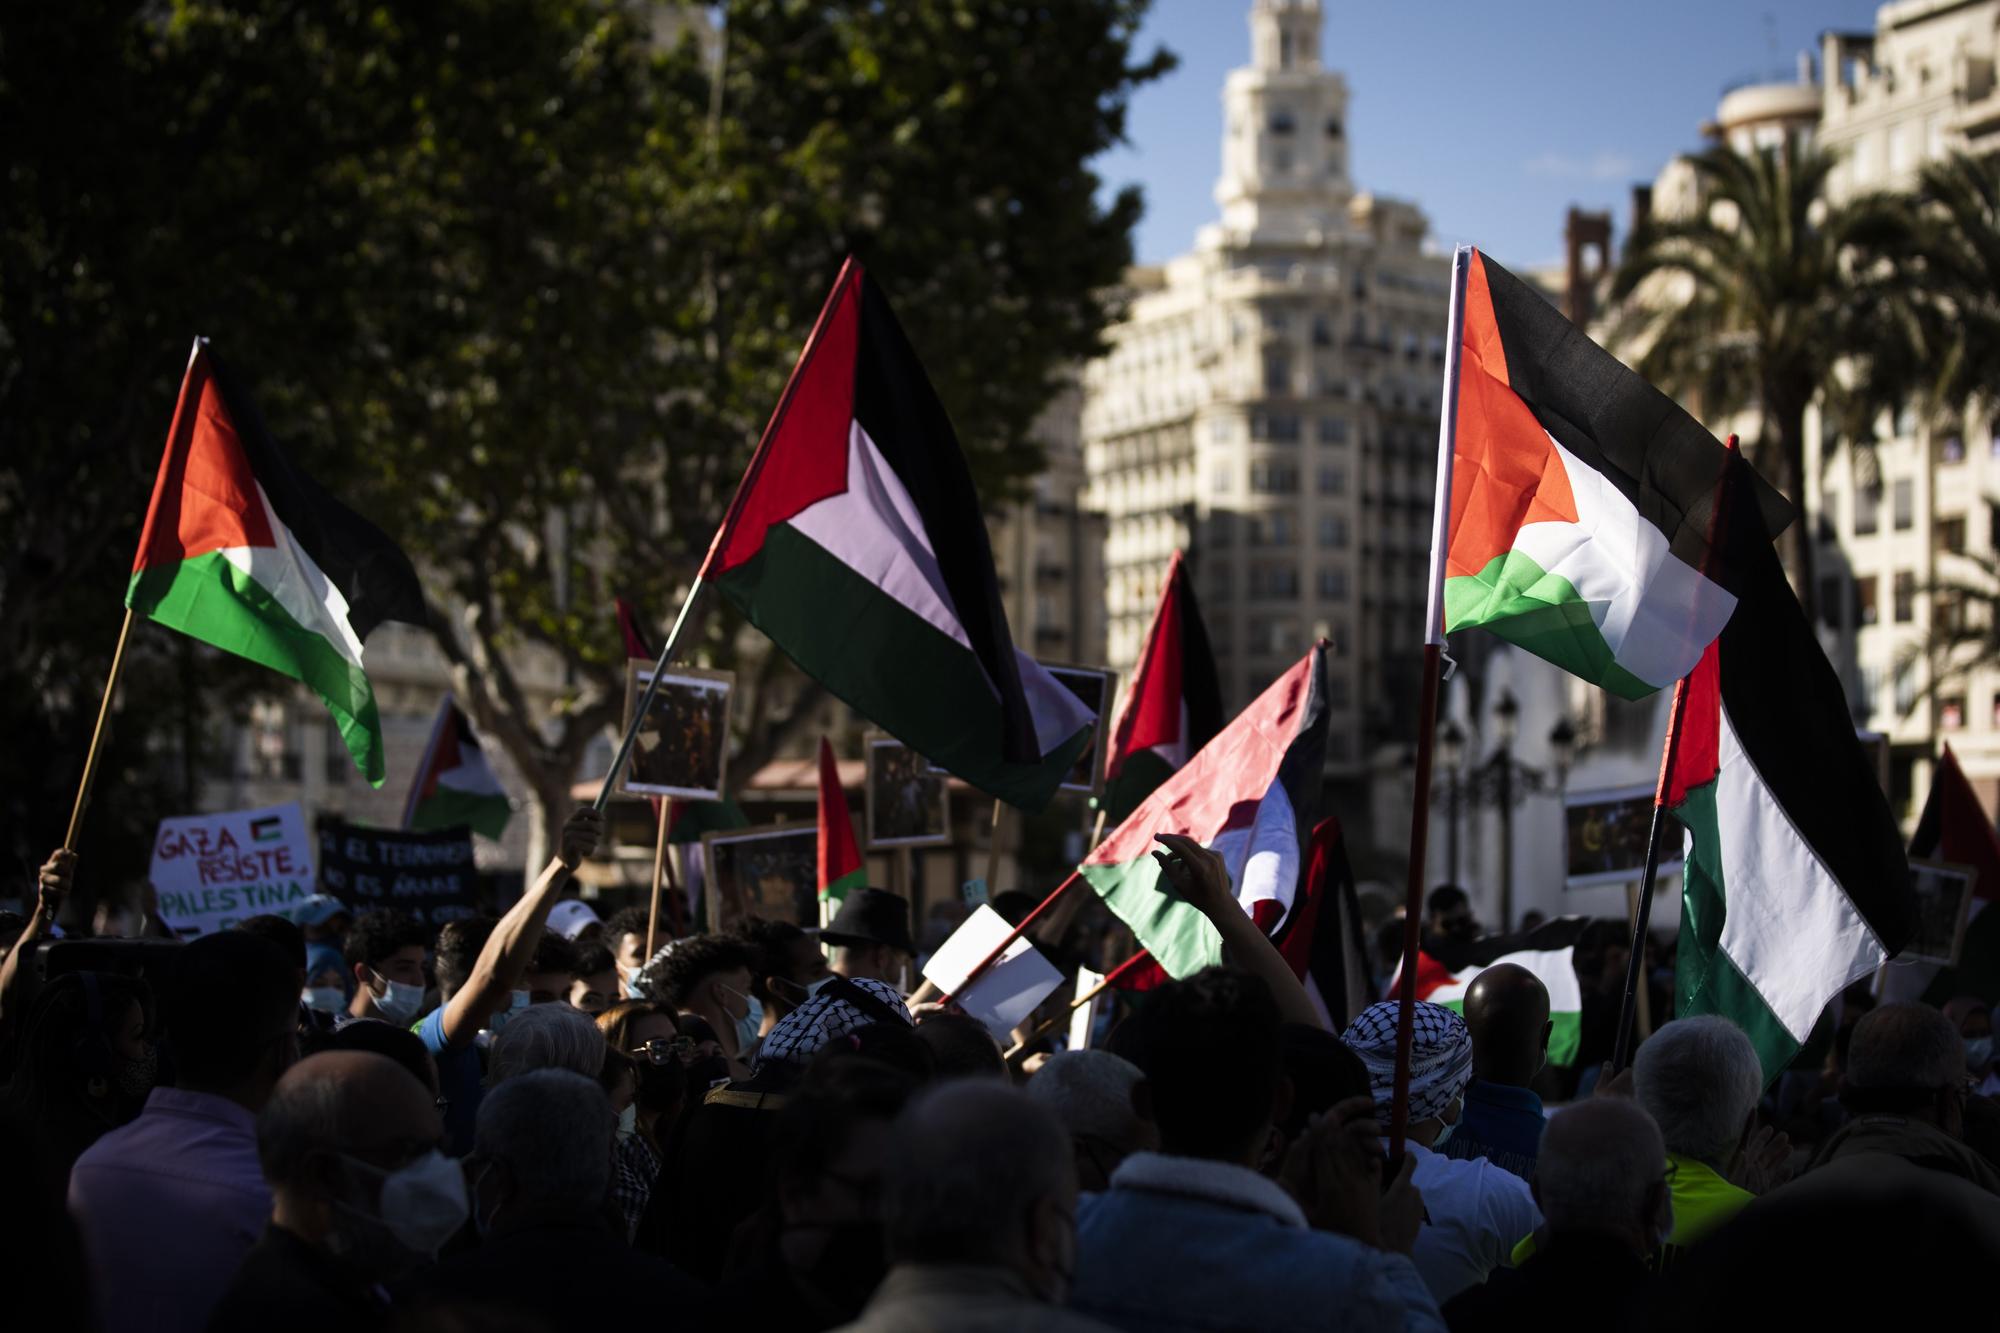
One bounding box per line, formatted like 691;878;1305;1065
719;983;762;1054
622;972;646;1000
487;990;531;1032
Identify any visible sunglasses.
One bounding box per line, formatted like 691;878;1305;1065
634;1035;695;1065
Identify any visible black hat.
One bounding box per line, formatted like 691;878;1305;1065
820;888;915;955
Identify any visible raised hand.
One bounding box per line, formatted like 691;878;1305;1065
1151;832;1232;918
557;807;605;870
36;848;76;921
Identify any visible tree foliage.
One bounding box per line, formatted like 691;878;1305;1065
1;0;1172;874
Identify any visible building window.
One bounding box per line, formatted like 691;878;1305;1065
1253;413;1301;443
1894;664;1918;715
1939;516;1966;554
1249;512;1296;547
1317;465;1347;496
1317;514;1349;548
1268;109;1296;135
1857;576;1878;625
1817;577;1843;629
1816;493;1838;544
1325;116;1343;139
1311;315;1332;348
1250;462;1299;494
1249;564;1300;600
1942;696;1966;731
1211;464;1235;495
1248;614;1300;653
1264;351;1293;398
1210;416;1236;443
1318;416;1348;445
1318;567;1349;599
1854;486;1880;535
1892;479;1915;531
1893;570;1915;623
1993;691;2000;729
1941;435;1966;463
1272;147;1293;175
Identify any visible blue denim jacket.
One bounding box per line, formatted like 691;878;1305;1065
1068;1152;1446;1333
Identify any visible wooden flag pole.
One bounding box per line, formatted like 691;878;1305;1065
661;801;688;940
1003;948;1153;1060
1609;434;1738;1074
984;797;1006;895
645;796;671;957
1087;807;1108;852
937;868;1082;1006
64;607;138;852
1391;244;1471;1163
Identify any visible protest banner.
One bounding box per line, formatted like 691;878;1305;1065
1564;784;1685;889
149;801;315;936
923;903;1064;1041
317;819;479;926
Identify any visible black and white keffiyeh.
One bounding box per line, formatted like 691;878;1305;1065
752;977;912;1072
1340;1000;1474;1125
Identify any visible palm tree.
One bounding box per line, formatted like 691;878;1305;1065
1605;145;1916;618
1898;152;2000;426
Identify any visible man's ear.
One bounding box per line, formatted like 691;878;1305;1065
351;962;372;991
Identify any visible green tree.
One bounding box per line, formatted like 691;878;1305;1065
1606;145;1914;615
1;1;1172;873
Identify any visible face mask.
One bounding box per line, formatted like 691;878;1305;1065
622;972;647;1000
372;974;425;1027
1966;1036;1994;1071
376;1151;470;1256
486;990;531;1033
776;976;836;1007
304;986;346;1014
617;1101;638;1140
113;1043;159;1099
1429;1098;1463;1149
719;983;762;1053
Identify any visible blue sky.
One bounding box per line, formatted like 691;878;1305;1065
1097;0;1886;269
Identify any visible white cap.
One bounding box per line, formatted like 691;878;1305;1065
547;899;602;940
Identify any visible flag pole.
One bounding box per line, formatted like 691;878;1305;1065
984;796;1006;894
1001;947;1153;1059
645;796;672;957
937;869;1081;1005
1609;433;1739;1073
64;607;138;852
1391;245;1472;1162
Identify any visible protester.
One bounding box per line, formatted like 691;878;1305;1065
720;1056;920;1329
236;912;339;1052
486;1000;606;1085
1269;1023;1374;1173
521;929;578;1006
325;1019;442;1101
341;910;431;1028
0;969;155;1175
603;906;652;999
1342;999;1540;1302
1024;1049;1157;1192
1447;963;1552;1180
1069;968;1441;1332
567;941;621;1014
833;1080;1112;1332
417;806;602;1154
1811;1000;2000;1194
821;888;917;989
1629;1014;1774;1261
1442;1098;1668;1330
546;897;602;942
407;1068;709;1325
1944;994;1999;1096
207;1050;460;1331
745;915;836;1035
1423;885;1478;953
70;931;300;1333
649;932;762;1077
0;848;75;1035
303;942;351;1016
913;1009;1008;1080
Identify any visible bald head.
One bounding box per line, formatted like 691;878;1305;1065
1535;1098;1669;1254
259;1051;440;1190
885;1081;1075;1289
1463;963;1552;1086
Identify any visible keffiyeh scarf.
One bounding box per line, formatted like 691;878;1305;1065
1340;1000;1473;1125
752;977;912;1072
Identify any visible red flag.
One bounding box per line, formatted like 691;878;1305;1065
817;737;865;904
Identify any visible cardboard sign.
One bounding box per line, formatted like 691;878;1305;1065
149;802;315;936
317;820;479;927
1068;964;1105;1051
922;903;1064;1041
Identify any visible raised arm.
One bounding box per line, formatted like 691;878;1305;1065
0;850;73;1030
435;807;603;1047
1153;832;1326;1030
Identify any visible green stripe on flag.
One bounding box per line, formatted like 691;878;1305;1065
1081;856;1223;979
411;786;513;841
128;551;388;785
1445;551;1656;700
821;867;867;907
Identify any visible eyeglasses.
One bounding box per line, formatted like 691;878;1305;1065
435;1096;451;1114
634;1036;695;1066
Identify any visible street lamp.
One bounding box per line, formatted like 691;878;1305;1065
1457;691;1575;932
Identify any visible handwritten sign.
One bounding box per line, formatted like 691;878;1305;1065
149;802;315;936
317;819;478;926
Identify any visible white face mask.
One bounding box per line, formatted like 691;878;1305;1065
372;975;425;1027
622;971;647;1000
303;986;346;1014
339;1150;469;1258
487;990;531;1032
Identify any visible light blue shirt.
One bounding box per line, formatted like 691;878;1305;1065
68;1086;272;1333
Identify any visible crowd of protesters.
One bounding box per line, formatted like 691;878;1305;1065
5;806;1998;1333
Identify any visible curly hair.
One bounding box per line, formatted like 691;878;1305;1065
643;933;754;1008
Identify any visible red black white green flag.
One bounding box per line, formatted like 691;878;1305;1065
817;736;866;909
1435;248;1788;696
1083;644;1328;978
128;340;425;785
1884;744;2000;1005
403;696;512;840
701;260;1094;811
1667;482;1913;1081
1393;917;1593;1067
1099;549;1225;827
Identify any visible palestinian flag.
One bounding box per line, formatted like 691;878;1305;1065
1668;490;1913;1082
1396;917;1592;1066
817;736;866;910
1438;248;1788;697
128;340;424;784
403;696;512;840
615;594;656;661
702;259;1094;812
1083;643;1327;979
1273;817;1374;1030
1881;744;2000;1005
1100;549;1225;826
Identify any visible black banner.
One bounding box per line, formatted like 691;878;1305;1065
317;820;478;926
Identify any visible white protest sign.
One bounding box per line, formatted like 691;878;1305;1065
1068;964;1105;1051
149;801;315;936
921;903;1064;1042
